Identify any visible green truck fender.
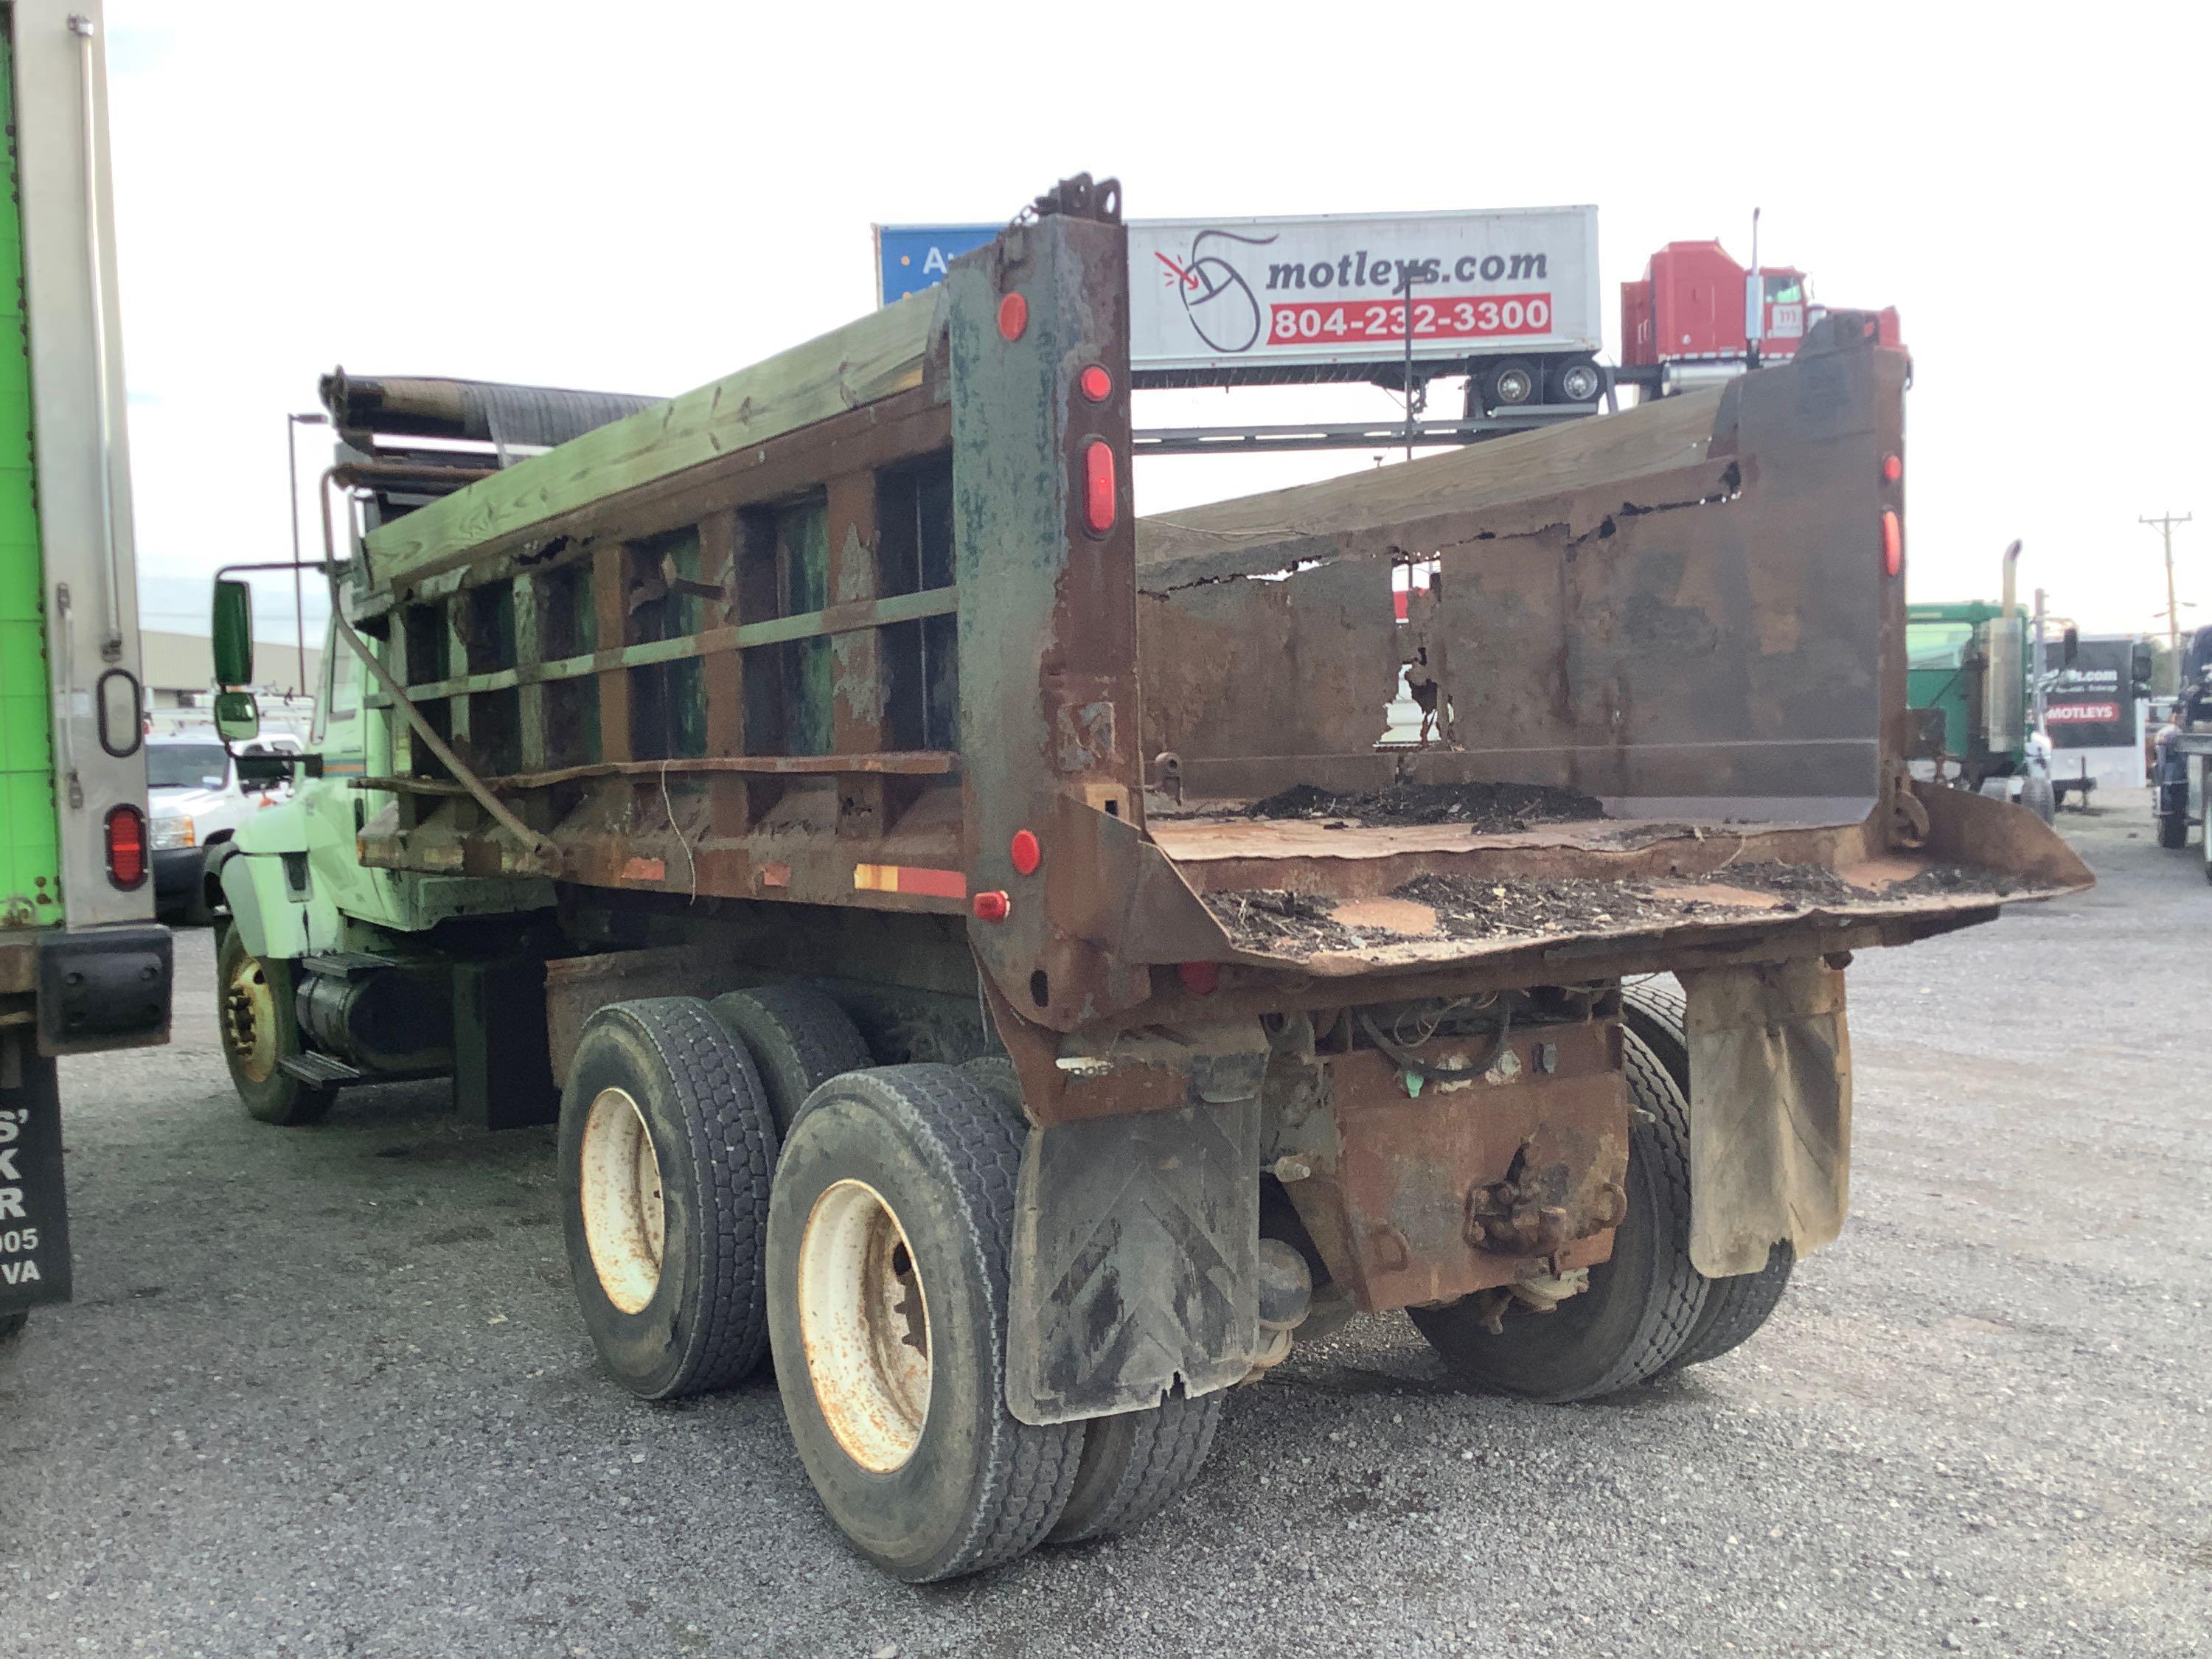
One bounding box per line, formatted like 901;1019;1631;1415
218;801;321;961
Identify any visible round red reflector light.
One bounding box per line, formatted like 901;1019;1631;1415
1079;364;1113;403
973;890;1011;923
1082;440;1116;534
996;292;1028;341
1882;453;1903;484
1009;829;1042;875
1178;961;1219;995
1881;509;1903;577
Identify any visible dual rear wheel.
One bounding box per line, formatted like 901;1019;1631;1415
557;988;1219;1580
1411;979;1795;1398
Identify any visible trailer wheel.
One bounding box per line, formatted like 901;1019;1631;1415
1411;1029;1705;1400
560;998;777;1399
706;984;873;1138
768;1065;1082;1582
1048;1392;1224;1546
1551;357;1603;404
1620;978;1799;1374
1480;358;1539;410
217;927;335;1126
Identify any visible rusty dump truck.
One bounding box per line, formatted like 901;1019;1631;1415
202;176;2088;1582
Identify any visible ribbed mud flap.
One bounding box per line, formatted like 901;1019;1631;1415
1680;960;1852;1276
1005;1100;1262;1425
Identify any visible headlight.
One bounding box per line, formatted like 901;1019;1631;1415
150;815;195;851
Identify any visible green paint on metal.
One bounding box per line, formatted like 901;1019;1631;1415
1907;599;2023;771
0;34;62;929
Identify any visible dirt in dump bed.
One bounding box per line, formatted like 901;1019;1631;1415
1242;779;1608;833
1203;888;1403;955
1205;860;2028;954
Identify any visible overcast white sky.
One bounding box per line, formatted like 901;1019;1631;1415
105;1;2205;643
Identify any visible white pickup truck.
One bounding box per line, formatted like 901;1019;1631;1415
147;731;298;922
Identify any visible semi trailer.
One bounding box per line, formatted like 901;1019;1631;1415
204;175;2086;1582
1;0;173;1349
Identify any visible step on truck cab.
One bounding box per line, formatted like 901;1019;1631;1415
1;0;173;1347
209;175;2087;1581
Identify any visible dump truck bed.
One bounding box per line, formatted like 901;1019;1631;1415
333;218;2083;1039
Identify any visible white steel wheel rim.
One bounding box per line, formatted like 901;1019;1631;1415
223;956;279;1085
1560;365;1599;400
796;1178;932;1473
1496;368;1534;403
579;1088;666;1315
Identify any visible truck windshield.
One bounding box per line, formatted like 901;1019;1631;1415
1906;622;1975;670
1764;274;1804;305
148;744;228;790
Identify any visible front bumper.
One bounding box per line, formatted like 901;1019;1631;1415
152;844;204;908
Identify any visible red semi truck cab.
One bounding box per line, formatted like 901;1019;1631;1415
1621;240;1817;388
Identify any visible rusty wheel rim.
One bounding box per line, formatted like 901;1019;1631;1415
222;955;278;1085
579;1088;665;1315
796;1179;932;1472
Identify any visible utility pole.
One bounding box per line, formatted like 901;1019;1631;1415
2141;510;2192;655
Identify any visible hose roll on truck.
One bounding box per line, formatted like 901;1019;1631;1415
206;175;2086;1582
1;1;173;1349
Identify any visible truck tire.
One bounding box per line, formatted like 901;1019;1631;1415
959;1054;1024;1118
706;984;873;1138
1620;978;1798;1375
1410;1029;1705;1400
1479;358;1539;410
217;926;335;1126
1550;356;1603;404
767;1065;1083;1582
1048;1392;1224;1546
559;998;777;1400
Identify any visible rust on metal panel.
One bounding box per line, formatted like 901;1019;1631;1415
1276;1020;1629;1313
1137;557;1398;763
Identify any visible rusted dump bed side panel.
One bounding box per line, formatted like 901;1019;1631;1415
1137;327;1894;816
1119;323;2091;990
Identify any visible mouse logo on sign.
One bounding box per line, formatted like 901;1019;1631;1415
1155;229;1275;355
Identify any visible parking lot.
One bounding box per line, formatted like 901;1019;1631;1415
2;799;2208;1658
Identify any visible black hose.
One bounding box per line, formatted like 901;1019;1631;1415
1357;1002;1512;1082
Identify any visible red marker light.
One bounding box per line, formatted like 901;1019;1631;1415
1882;453;1903;484
1083;440;1116;534
1178;961;1219;995
996;292;1028;341
1881;509;1903;577
973;890;1011;922
105;804;147;888
1079;364;1113;403
1009;829;1042;875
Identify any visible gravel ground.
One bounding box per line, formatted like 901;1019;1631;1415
3;798;2208;1658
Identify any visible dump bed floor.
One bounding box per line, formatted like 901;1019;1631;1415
1149;802;2081;974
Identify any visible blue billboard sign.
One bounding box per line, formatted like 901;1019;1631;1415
874;223;999;305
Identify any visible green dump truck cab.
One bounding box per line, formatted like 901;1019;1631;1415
1906;599;2027;788
1;1;174;1340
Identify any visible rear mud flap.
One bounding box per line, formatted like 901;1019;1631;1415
1681;960;1851;1276
1006;1099;1261;1425
0;1046;71;1312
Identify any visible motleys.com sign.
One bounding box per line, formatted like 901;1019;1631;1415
1126;207;1601;372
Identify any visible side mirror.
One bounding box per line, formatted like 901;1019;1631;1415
2131;641;2154;694
213;689;261;745
213;580;255;686
234;751;295;788
2061;625;2079;667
